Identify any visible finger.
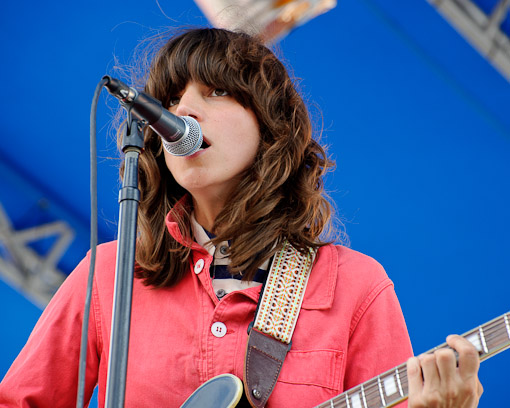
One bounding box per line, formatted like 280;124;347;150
477;379;484;398
446;335;480;379
406;357;424;398
434;348;458;398
434;347;457;382
419;353;441;390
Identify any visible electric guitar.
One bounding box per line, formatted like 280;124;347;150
181;311;510;408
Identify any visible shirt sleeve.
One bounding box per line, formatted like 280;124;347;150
0;252;100;407
343;279;413;406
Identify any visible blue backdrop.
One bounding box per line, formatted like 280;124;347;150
1;0;509;406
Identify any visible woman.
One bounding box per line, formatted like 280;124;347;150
0;28;482;407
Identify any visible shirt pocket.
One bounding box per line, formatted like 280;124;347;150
277;349;344;391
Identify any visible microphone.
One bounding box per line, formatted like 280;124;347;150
102;76;203;156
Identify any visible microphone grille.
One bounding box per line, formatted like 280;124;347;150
161;116;203;156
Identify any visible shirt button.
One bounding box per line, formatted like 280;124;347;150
219;245;228;255
194;258;205;274
211;322;227;338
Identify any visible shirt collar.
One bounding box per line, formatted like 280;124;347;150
165;195;337;309
190;213;216;257
190;213;271;271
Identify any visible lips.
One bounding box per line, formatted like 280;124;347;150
199;136;211;150
186;136;210;159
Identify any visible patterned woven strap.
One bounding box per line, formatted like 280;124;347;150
253;240;315;344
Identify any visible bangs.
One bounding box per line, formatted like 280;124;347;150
154;29;252;109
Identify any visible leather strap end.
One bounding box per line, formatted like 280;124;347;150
243;328;290;408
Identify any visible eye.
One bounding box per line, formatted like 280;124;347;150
211;88;228;97
168;96;180;107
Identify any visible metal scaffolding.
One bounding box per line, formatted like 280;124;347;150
428;0;510;81
0;203;73;308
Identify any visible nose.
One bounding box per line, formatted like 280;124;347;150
174;86;202;120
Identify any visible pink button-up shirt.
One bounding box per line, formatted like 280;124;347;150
0;213;412;407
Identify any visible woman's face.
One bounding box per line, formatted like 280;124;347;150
163;80;260;205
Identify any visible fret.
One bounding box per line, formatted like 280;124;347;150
381;368;408;407
484;316;503;352
400;367;409;396
382;373;398;397
361;384;367;408
365;380;383;407
466;331;483;353
377;376;386;406
395;367;404;397
349;390;362;408
478;326;489;354
313;312;510;408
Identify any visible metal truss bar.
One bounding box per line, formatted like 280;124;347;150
428;0;510;80
12;221;74;268
487;0;510;38
0;202;71;307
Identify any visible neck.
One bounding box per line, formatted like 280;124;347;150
192;195;225;233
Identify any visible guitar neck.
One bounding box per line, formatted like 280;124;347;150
315;312;510;408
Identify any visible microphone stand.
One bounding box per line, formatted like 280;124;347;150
104;111;145;408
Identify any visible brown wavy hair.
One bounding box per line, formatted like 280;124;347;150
120;28;336;287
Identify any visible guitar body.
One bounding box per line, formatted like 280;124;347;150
180;374;243;408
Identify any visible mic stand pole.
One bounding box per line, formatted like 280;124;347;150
104;112;145;408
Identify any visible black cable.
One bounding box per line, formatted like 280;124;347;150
76;77;109;408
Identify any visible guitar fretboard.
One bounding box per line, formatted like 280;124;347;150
315;311;510;408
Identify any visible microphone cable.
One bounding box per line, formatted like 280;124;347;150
76;76;109;408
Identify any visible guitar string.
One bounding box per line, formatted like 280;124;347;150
485;323;510;341
329;366;409;408
319;317;510;408
323;362;408;408
341;367;409;408
475;319;510;354
425;318;509;355
484;316;510;339
355;321;510;407
333;316;510;408
333;329;510;408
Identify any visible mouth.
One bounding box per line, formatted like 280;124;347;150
199;136;211;151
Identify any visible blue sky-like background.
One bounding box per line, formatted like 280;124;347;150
1;0;509;406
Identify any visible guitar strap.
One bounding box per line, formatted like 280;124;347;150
243;240;315;408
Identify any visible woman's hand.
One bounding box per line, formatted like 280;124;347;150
407;335;483;407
